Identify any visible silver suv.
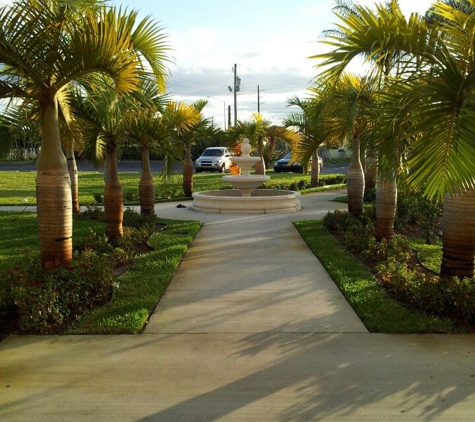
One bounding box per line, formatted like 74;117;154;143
195;147;232;173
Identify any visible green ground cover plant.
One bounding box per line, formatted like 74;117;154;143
294;219;465;333
0;211;200;336
0;169;346;205
295;188;474;332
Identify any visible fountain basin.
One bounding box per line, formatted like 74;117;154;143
191;189;301;214
222;175;270;196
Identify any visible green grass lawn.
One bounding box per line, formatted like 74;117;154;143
294;219;465;333
0;170;346;205
0;212;200;335
4;169;457;334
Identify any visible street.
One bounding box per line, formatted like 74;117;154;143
0;160;348;174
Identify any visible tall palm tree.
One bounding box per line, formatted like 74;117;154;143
365;1;475;276
316;0;475;277
314;0;436;237
0;0;170;265
398;39;475;278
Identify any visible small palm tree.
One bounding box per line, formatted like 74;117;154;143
285;95;333;187
326;73;376;217
231;114;298;175
0;104;41;161
125;96;200;214
230;114;269;174
174;100;221;198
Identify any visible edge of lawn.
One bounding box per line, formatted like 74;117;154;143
294;219;466;333
66;218;201;334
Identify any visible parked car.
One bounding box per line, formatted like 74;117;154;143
195;147;232;173
273;152;323;173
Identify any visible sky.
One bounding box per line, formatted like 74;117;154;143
0;0;434;128
107;0;434;129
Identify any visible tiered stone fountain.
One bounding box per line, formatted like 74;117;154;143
192;138;301;214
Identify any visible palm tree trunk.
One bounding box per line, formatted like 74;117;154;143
310;150;320;187
347;136;365;217
104;143;123;241
364;148;378;191
139;146;156;216
254;136;266;175
37;99;73;267
183;144;194;197
440;189;475;278
375;173;397;241
65;140;81;214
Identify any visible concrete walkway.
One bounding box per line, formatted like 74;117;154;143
1;190;474;421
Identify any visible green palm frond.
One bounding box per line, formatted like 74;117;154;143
403;47;475;199
313;1;437;82
0;102;40;159
0;0;171;103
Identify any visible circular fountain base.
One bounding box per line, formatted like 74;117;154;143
192;189;301;214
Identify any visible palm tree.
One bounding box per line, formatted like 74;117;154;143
331;73;377;217
313;0;435;237
366;1;475;276
57;88;84;214
0;0;169;265
230;113;269;175
285;95;333;187
125;96;200;214
398;40;475;278
315;0;475;277
231;113;299;175
0;103;41;161
174;100;220;198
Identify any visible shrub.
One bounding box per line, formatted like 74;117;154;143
77;205;105;221
93;193;103;204
297;179;307;190
122;208;156;229
377;259;475;324
396;190;442;244
2;251;113;333
324;208;475;327
322;174;347;185
124;191;139;202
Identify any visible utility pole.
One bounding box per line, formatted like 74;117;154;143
228;64;241;127
233;64;241;127
257;85;261;114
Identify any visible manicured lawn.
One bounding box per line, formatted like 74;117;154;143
0;169;345;205
294;219;465;333
0;212;200;335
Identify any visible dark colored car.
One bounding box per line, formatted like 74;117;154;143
273;152;322;173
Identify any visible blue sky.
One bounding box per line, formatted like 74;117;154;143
108;0;433;128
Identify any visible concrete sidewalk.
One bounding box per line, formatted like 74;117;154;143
1;190;474;421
